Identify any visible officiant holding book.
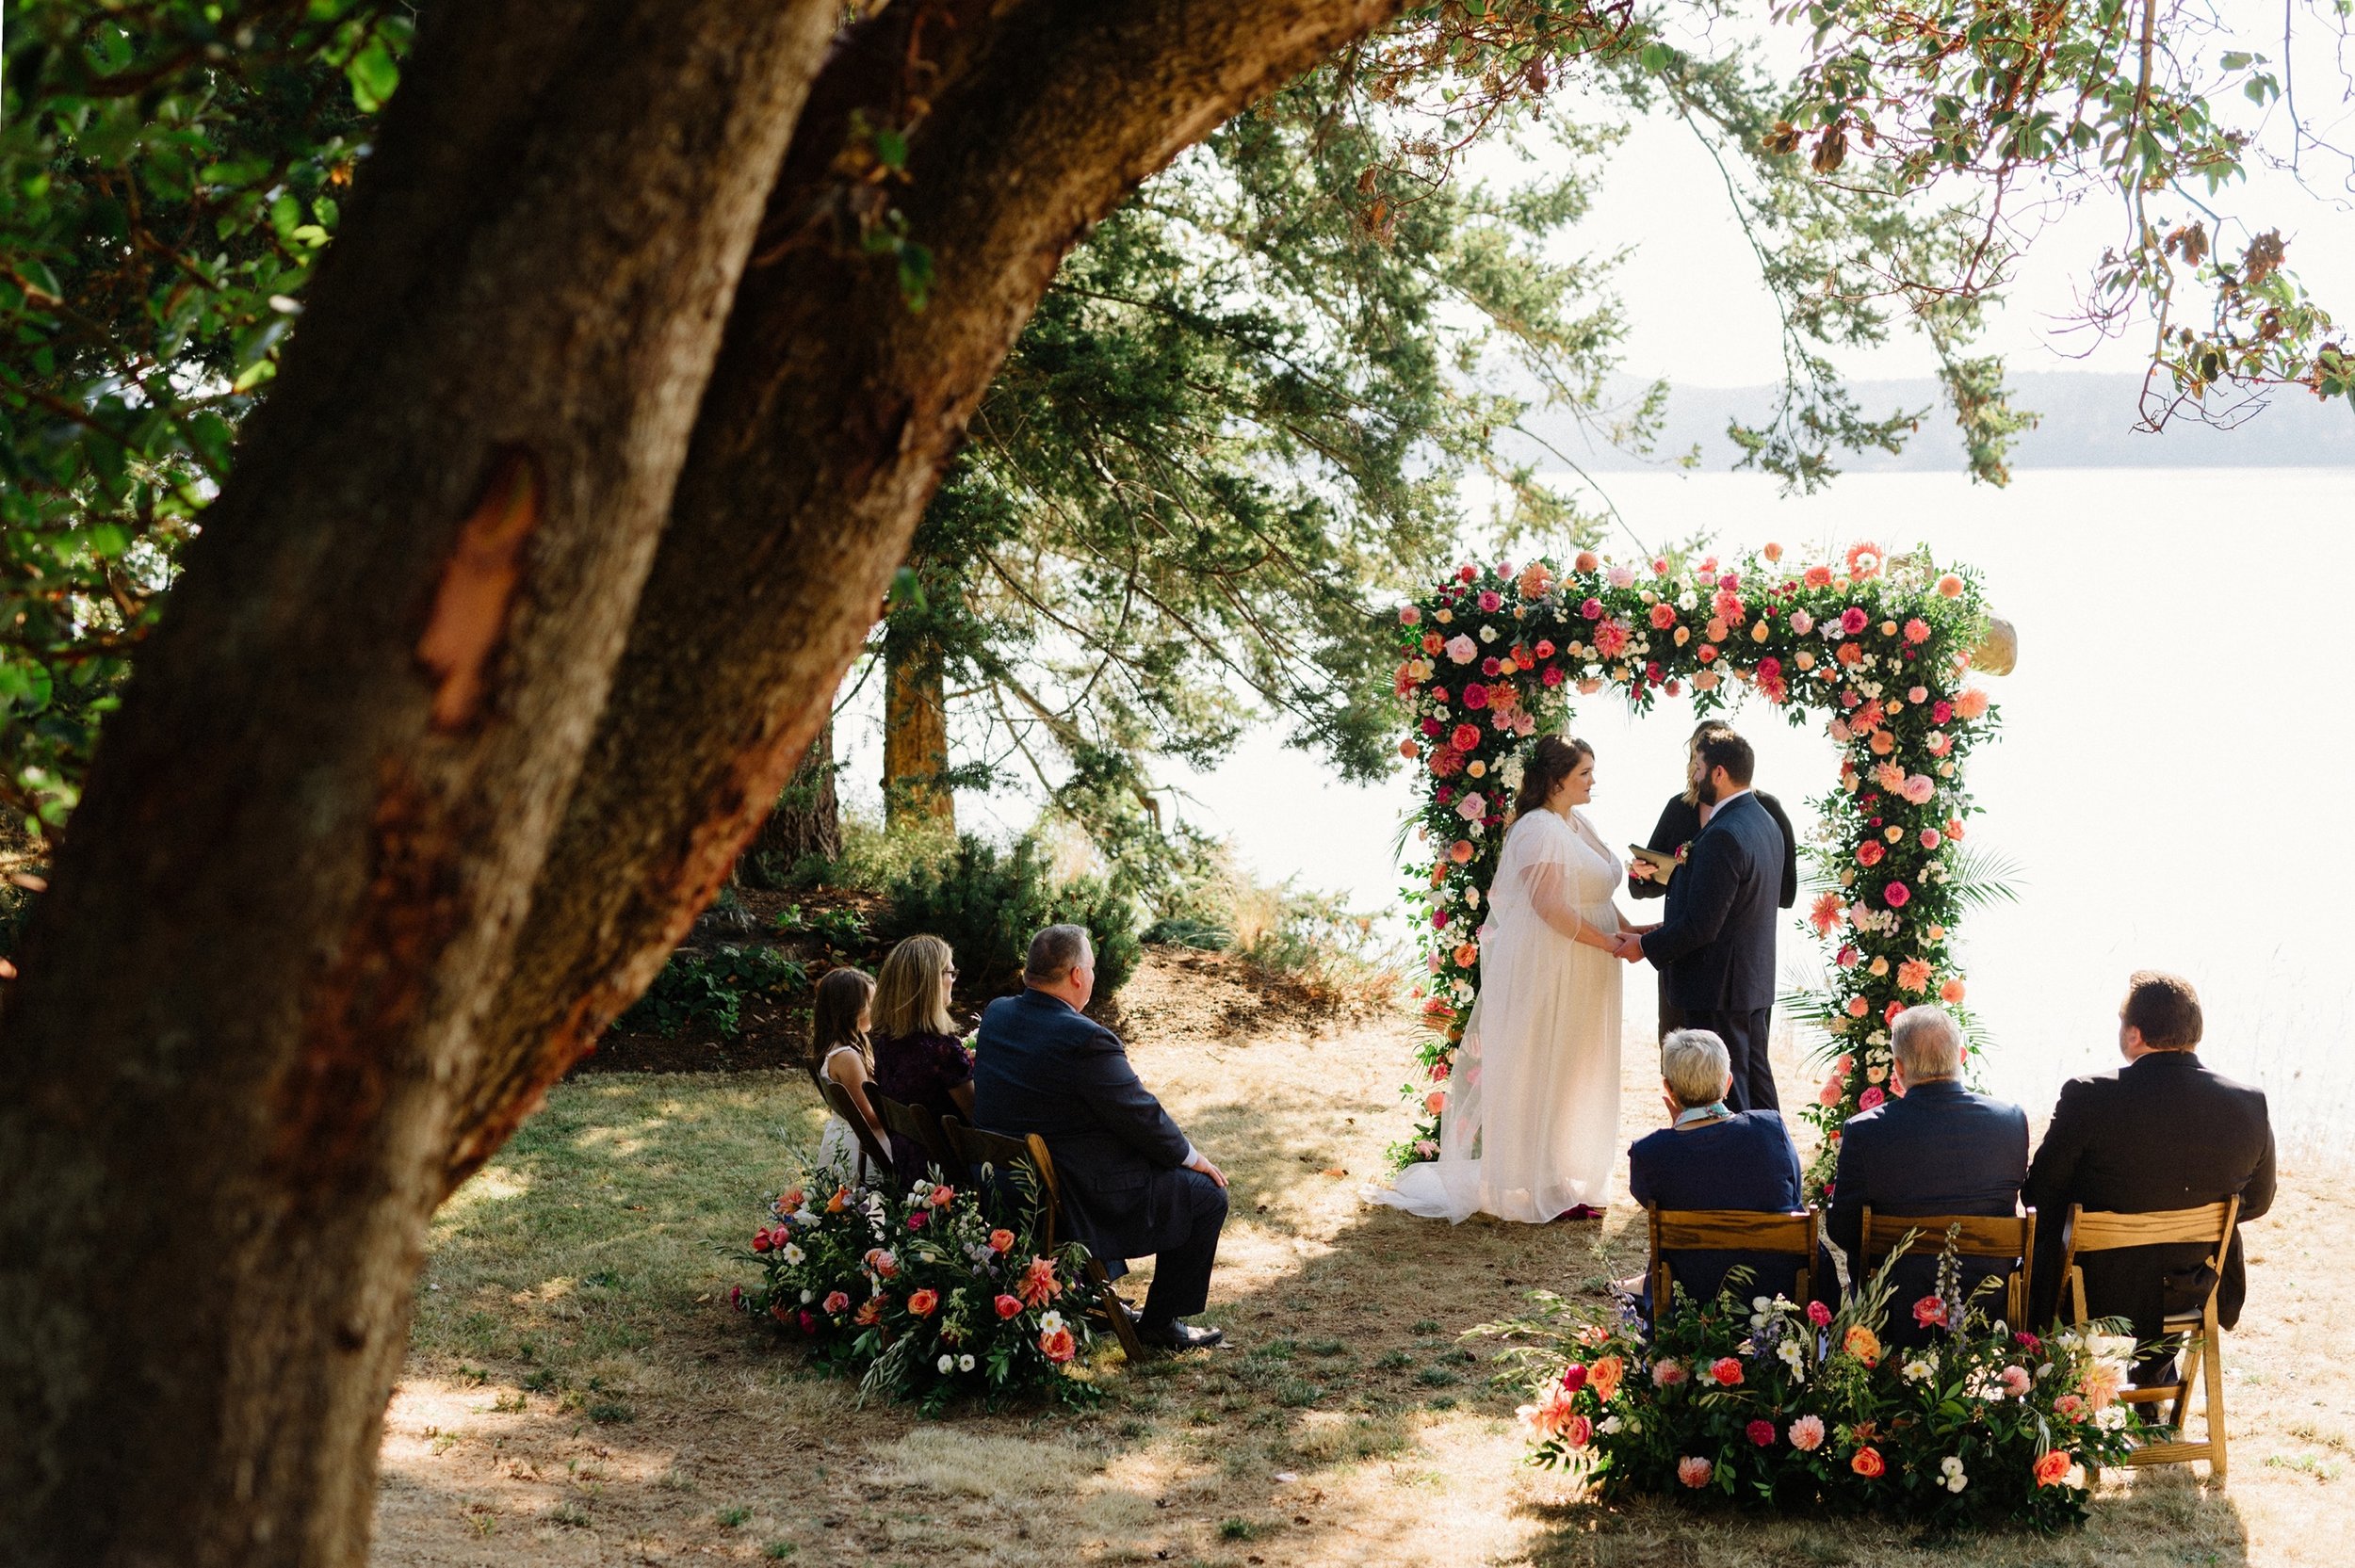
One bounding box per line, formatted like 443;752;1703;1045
1617;728;1790;1111
1629;721;1799;1044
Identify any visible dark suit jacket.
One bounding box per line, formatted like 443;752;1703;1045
1630;790;1799;910
1628;1110;1833;1308
1827;1080;2029;1344
970;988;1194;1277
2022;1051;2275;1346
1638;789;1781;1011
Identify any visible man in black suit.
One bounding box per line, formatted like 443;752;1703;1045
971;923;1230;1351
2023;972;2273;1376
1827;1005;2028;1346
1620;730;1782;1110
1630;721;1800;1043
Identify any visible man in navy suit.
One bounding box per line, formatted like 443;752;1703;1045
2023;972;2273;1375
971;924;1231;1351
1622;730;1783;1110
1827;1005;2028;1346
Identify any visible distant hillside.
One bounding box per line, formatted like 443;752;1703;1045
1521;370;2355;472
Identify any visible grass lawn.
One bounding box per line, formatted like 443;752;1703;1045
378;953;2352;1566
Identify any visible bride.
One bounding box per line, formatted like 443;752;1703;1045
1375;735;1648;1223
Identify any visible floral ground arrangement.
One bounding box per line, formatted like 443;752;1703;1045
1492;1250;2148;1532
731;1166;1101;1412
1394;543;2005;1190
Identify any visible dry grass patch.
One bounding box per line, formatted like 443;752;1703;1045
378;953;2347;1565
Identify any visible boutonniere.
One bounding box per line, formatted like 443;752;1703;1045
1674;842;1692;865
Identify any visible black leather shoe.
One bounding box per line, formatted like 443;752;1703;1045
1139;1318;1225;1352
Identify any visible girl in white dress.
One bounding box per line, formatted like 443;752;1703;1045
1376;736;1651;1223
808;966;886;1182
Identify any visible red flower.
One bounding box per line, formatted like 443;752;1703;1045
988;1228;1015;1253
1541;667;1564;687
1883;881;1910;908
1535;639;1556;659
1451;723;1481;752
2033;1449;2074;1488
1856;841;1884;868
823;1289;851;1316
1040;1324;1078;1364
1648;602;1678;630
907;1288;939;1317
2015;1331;2043;1353
1851;1446;1885;1478
1840;606;1869;635
1560;1363;1587;1393
750;1231;772;1253
1746;1419;1777;1447
1709;1356;1744;1386
995;1293;1024;1319
1807;1301;1833;1328
1463;684;1489;710
1912;1294;1949;1329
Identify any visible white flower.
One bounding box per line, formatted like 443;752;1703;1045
783;1243;805;1266
1478;624;1498;643
1941;1455;1968;1493
1678;590;1698;611
1040;1310;1067;1334
2097;1405;2129;1431
1777;1339;1805;1377
936;1354;954;1374
1599;1414;1623;1435
1466;887;1482;909
800;1289;813;1304
958;1354;976;1372
1903;1358;1937;1383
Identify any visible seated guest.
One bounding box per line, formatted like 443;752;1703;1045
869;934;975;1177
1826;1004;2028;1344
2023;971;2274;1376
971;923;1231;1351
1627;1028;1832;1312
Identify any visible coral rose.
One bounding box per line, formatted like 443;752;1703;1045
1912;1294;1948;1329
1589;1354;1624;1404
995;1293;1024;1319
1804;565;1834;589
1425;1090;1448;1115
1040;1324;1078;1364
1450;838;1475;864
1677;1457;1713;1489
1845;996;1871;1018
1857;841;1885;868
2033;1449;2074;1488
1562;1414;1594;1449
1400;605;1421;624
1940;978;1968;1004
1763;542;1784;562
1574;550;1600;574
823;1290;851;1315
1648;602;1678;630
1710;1356;1745;1386
907;1288;939;1317
1851;1446;1885;1478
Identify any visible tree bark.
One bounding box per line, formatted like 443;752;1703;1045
749;715;842;875
0;1;837;1562
472;0;1408;1151
883;626;954;830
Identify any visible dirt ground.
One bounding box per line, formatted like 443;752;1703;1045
378;953;2352;1566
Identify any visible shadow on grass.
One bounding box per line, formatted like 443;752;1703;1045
390;1069;2252;1568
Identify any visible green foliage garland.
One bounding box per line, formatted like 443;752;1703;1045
1392;543;2002;1195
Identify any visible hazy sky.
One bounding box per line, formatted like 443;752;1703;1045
1573;0;2355;387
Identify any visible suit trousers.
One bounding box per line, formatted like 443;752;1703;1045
1681;1006;1778;1112
1139;1167;1229;1325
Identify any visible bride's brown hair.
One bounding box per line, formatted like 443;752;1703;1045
1512;735;1594;817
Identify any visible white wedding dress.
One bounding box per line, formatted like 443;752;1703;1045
1375;807;1624;1222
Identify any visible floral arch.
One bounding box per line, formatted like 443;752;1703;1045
1394;542;2006;1198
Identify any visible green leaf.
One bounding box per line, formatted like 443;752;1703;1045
346;36;400;113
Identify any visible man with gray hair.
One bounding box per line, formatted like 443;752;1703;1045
1625;1028;1830;1313
1827;1004;2028;1347
971;924;1230;1351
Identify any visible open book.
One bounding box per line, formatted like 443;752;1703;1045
1627;842;1679;878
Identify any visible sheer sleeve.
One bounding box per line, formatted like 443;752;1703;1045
1519;860;1618;948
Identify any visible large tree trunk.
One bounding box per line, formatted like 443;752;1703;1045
469;0;1407;1150
749;715;842;875
1;0;1407;1561
883;626;954;830
0;1;837;1562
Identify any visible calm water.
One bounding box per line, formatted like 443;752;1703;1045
1171;467;2355;1156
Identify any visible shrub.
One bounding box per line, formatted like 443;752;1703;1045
618;945;806;1038
875;833;1139;1000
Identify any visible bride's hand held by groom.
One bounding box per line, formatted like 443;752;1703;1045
1611;924;1658;962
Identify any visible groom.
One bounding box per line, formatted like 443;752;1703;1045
1615;730;1781;1111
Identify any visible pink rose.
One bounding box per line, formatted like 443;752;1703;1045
1859;1086;1885;1111
1478;590;1502;612
1677;1457;1713;1489
1606;564;1635;589
1541;666;1565;687
1400;605;1421;624
1912;1294;1948;1329
1454;793;1486;821
1920;828;1941;850
1648;602;1678;630
1563;1414;1593;1449
1444;634;1478;665
1790;608;1815;635
1933;699;1954;724
1840;606;1869;636
1788;1414;1827;1451
1884;881;1910;909
1902;774;1937;804
823;1289;851;1315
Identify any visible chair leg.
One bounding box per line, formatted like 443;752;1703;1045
2168;1338;2197;1432
1086;1253;1147;1362
2203;1321;2228;1482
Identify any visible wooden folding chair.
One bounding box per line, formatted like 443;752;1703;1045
2058;1196;2240;1479
812;1075;894;1188
869;1092;958;1181
940;1115;1149;1363
1646;1205;1818;1313
1859;1206;2037;1328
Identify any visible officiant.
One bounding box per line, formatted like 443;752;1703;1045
1629;720;1800;1043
